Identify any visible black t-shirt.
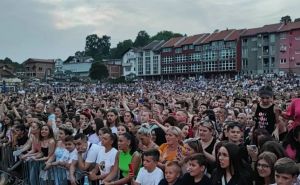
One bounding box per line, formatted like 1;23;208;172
180;173;212;185
158;179;182;185
254;104;276;134
17;135;28;147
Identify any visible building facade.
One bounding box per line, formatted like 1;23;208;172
241;21;300;75
160;29;243;79
103;59;123;79
241;23;282;75
122;48;142;79
62;56;94;77
23;58;55;79
137;40;165;80
278;21;300;74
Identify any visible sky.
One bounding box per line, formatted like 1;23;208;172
0;0;299;63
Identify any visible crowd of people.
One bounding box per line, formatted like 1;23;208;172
0;74;300;185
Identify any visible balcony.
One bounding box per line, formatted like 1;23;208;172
122;62;133;67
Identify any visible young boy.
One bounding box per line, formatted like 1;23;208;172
273;157;299;185
181;154;212;185
134;149;164;185
158;161;182;185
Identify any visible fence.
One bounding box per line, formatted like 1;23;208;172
0;145;87;185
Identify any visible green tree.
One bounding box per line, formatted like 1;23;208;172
151;31;183;41
75;51;85;57
85;34;111;61
110;39;133;58
280;15;292;23
133;31;150;47
89;62;109;80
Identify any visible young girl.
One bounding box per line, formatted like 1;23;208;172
158;161;182;185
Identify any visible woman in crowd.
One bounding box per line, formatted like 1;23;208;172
44;124;74;169
35;124;56;161
103;132;141;185
117;124;130;137
20;121;42;160
198;120;218;162
254;151;277;185
159;126;185;167
89;118;104;144
212;142;253;185
137;124;158;152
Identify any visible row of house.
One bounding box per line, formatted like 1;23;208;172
14;57;122;80
122;20;300;79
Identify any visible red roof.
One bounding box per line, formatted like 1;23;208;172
200;29;242;44
176;34;208;47
241;23;282;37
226;29;246;41
161;37;185;48
279;21;300;32
194;34;211;45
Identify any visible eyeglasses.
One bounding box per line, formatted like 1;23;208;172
257;163;270;169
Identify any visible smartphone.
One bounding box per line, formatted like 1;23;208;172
247;145;258;151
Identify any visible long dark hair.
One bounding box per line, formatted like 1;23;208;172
121;132;137;155
212;142;253;185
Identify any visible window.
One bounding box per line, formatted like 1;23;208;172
138;57;143;75
280;59;287;64
162;48;172;53
175;48;182;54
145;57;151;74
153;55;159;74
39;67;43;71
270;34;275;43
195;46;202;51
189;45;194;50
183;46;188;50
280;33;286;39
145;51;150;56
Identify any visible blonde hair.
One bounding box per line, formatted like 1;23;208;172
166;126;182;138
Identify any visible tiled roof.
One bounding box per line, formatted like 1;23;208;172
176;34;208;47
241;23;282;37
24;58;55;64
200;29;242;44
279;21;300;32
161;37;186;48
226;29;246;41
194;34;211;45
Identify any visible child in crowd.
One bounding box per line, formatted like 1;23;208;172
180;154;212;185
134;149;164;185
158;161;182;185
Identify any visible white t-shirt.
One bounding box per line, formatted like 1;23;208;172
96;147;118;184
82;142;101;163
135;167;164;185
110;126;118;134
67;149;78;163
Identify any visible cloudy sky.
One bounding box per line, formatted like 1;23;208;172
0;0;299;63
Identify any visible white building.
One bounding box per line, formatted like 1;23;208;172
62;56;94;77
122;48;142;79
122;41;165;80
54;59;63;73
138;40;165;79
